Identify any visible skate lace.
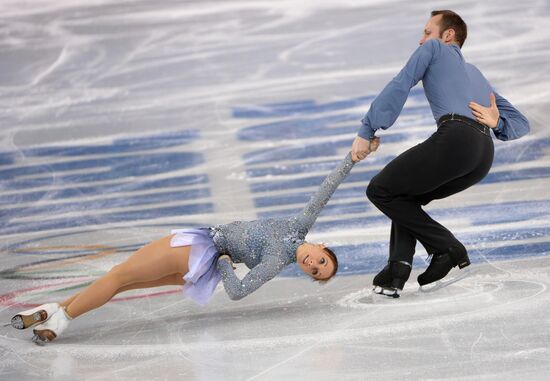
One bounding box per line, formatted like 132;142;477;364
426;254;433;263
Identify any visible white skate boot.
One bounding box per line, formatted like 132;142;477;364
11;303;60;330
32;306;73;345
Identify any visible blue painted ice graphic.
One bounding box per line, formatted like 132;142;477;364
0;130;213;235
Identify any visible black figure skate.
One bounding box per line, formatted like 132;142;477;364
417;245;470;286
372;261;412;298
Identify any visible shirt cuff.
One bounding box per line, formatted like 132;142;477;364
494;117;504;132
357;123;376;140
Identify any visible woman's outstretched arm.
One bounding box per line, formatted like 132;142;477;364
216;255;284;300
295;152;355;232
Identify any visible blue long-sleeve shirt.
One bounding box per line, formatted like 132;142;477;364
358;39;530;141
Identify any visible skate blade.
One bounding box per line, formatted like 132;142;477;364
11;310;48;330
373;286;400;298
32;334;48;346
32;329;56;345
419;268;475;293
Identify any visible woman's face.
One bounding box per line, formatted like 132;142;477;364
296;243;336;280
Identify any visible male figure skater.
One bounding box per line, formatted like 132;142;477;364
351;10;530;297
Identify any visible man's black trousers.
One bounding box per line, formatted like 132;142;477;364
366;117;494;264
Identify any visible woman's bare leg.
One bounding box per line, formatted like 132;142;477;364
59;273;185;308
116;273;185;293
64;235;190;319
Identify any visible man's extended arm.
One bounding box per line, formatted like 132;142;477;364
358;39;439;140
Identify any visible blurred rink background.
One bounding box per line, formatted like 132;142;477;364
0;0;549;380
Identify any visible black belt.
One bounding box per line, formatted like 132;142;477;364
437;113;491;136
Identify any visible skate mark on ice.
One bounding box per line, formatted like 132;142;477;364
418;268;477;294
337;278;546;309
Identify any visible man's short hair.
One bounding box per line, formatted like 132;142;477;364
431;10;467;48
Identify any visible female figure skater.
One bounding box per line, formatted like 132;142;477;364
11;142;378;344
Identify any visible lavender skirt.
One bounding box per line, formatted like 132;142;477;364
170;228;221;306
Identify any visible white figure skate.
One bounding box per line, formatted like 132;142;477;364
11;303;60;330
32;306;73;345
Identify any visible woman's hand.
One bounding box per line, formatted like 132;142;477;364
469;93;500;129
218;254;236;269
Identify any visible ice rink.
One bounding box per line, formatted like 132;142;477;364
1;0;549;380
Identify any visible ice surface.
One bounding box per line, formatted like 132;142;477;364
0;0;549;380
